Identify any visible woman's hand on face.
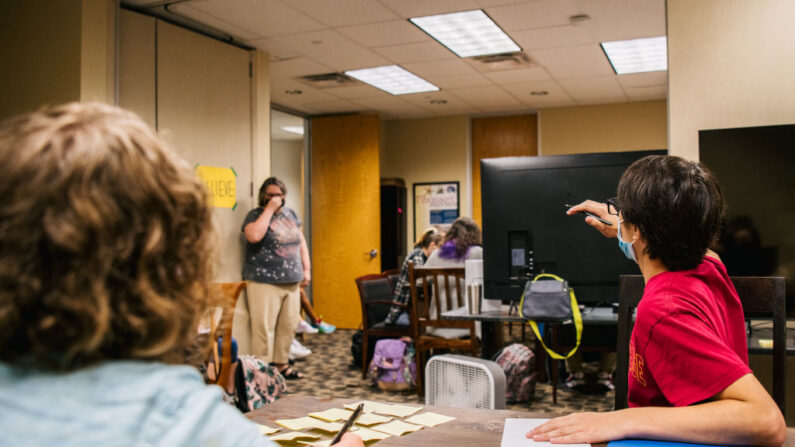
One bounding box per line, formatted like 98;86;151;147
566;200;618;239
264;196;283;213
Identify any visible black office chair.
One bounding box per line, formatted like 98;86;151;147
615;274;786;416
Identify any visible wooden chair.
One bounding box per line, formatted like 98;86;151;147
355;273;413;378
382;269;400;293
206;281;247;388
408;262;479;397
615;274;786;416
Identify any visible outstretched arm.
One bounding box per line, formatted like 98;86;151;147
527;373;786;446
566;200;618;239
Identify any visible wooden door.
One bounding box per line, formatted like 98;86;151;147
311;115;380;329
472;115;538;226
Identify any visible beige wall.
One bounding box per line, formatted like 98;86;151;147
382;115;470;253
271;139;305;226
667;0;795;160
539;100;668;155
0;0;82;120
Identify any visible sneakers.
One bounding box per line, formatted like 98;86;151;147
315;320;336;334
597;371;615;391
289;339;312;360
296;319;319;334
564;371;586;389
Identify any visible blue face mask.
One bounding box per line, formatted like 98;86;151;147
617;219;637;263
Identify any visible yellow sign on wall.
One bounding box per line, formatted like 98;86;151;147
196;165;237;209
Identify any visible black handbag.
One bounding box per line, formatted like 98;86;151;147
518;273;582;359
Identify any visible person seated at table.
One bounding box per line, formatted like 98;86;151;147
527;155;785;446
381;227;443;326
0;102;363;447
424;217;483;338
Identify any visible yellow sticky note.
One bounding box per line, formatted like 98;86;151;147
310;421;344;433
299;440;333;447
405;412;455;427
355;412;392;426
345;400;395;414
351;427;392;442
257;424;281;435
269;431;320;442
374;404;423;418
370;420;424;436
275;417;321;431
309;408;354;422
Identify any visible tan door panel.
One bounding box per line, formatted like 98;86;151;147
311;115;380;329
471;115;538;226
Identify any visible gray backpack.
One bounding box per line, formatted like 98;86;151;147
518;273;582;360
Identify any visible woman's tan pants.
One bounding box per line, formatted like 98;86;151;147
246;281;300;364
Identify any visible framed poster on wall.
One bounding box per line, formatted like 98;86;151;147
413;181;460;238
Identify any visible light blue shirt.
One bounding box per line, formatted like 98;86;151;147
0;361;275;447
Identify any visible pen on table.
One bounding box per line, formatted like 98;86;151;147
564;204;613;226
331;403;364;445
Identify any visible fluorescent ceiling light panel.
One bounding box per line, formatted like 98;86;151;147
410;9;520;58
344;65;439;95
601;36;667;75
281;126;304;135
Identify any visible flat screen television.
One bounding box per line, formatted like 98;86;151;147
481;150;665;305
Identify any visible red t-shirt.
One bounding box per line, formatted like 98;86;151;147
628;256;751;407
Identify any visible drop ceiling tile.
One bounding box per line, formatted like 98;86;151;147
577;96;629;106
530;44;615;79
476;0;528;7
181;0;325;38
172;4;262;41
338;20;428;47
269;58;335;77
322;84;385;100
623;85;667;102
559;76;627;102
616;71;667;88
501;80;576;108
286;0;399;27
482;66;551;84
402;59;478;80
510;24;595;50
400;91;477;115
378;0;481;18
247;38;303;61
577;0;666;42
447;86;524;111
372;41;457;64
486;0;579;31
432;73;494;90
352;96;434;119
302;99;365;114
268;29;392;71
270;77;338;107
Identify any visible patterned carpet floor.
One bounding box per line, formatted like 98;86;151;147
285;328;614;414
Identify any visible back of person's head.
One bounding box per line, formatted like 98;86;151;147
440;217;482;260
257;176;287;207
0;102;215;371
617;155;724;271
414;227;443;249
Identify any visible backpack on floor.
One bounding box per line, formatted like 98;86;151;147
368;339;417;391
493;343;538;403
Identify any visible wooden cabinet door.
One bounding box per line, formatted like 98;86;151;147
311;115;380;329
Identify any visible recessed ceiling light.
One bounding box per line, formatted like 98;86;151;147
281;126;304;135
344;65;439;95
601;36;667;75
409;9;520;58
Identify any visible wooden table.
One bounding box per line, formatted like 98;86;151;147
247;395;795;446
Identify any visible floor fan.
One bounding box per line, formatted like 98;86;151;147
425;354;506;409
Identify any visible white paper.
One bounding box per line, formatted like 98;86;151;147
501;419;590;447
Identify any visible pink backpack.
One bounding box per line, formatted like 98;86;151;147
368;339;417;391
494;343;538;403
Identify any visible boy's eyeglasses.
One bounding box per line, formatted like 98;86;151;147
606;197;621;216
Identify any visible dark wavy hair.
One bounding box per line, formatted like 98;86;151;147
257;176;287;207
440;217;482;260
0;103;215;371
617;155;725;271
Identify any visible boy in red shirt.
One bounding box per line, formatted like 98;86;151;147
528;155;785;446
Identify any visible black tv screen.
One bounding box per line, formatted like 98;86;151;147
481;150;665;305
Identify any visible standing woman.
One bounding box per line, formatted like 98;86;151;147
242;178;309;379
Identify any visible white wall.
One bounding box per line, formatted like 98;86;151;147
667;0;795;160
271;139;305;226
